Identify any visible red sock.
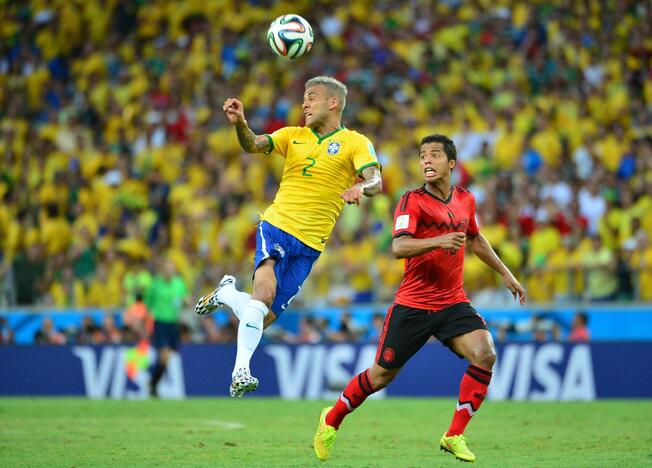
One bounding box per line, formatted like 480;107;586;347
325;369;375;429
446;365;492;436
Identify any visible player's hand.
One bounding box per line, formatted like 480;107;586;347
223;98;246;125
434;232;466;252
503;272;526;305
341;185;363;206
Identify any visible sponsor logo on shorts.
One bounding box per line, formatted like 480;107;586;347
273;243;286;257
382;347;395;363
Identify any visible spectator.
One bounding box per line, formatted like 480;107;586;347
569;312;590;342
615;248;635;301
76;316;101;344
0;254;16;306
495;314;560;342
365;313;385;343
199;317;223;344
581;235;618;302
0;318;14;345
99;316;122;344
296;316;322;344
630;234;652;302
220;314;239;344
12;244;46;305
34;318;66;345
328;311;366;342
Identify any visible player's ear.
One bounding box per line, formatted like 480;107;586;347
328;96;338;111
449;159;456;172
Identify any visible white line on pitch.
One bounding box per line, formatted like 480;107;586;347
203;420;244;429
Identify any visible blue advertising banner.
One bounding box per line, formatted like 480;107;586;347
1;343;651;399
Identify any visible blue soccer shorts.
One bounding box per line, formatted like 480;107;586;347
253;221;321;316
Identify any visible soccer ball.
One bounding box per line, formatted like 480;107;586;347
267;14;313;60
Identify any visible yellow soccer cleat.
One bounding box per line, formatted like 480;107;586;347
440;433;476;462
314;406;337;461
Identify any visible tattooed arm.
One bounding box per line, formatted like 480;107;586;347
223;97;273;154
234;120;272;153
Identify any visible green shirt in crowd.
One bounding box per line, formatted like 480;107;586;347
145;275;188;324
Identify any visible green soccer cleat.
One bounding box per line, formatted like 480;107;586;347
440;433;476;462
313;406;336;461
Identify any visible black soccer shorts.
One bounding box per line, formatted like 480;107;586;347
375;302;488;369
152;321;180;351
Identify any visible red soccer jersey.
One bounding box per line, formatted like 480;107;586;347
392;185;480;310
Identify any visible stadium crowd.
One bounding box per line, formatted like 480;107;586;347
1;0;651;335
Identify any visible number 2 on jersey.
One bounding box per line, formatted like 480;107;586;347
302;157;316;176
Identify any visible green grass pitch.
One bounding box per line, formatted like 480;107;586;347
1;398;651;467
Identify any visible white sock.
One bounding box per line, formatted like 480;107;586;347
232;299;268;377
216;282;251;319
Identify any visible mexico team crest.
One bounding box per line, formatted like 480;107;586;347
327;141;341;155
383;347;395;363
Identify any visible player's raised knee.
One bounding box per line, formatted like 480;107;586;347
252;286;276;309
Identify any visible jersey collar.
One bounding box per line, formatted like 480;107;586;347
423;183;453;204
311;126;344;144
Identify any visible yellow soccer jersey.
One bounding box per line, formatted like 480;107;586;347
262;126;380;251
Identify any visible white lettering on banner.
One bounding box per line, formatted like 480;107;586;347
306;346;326;399
266;344;385;400
72;347;115;399
513;345;534;400
158;353;186;399
266;345;313;399
561;345;595;400
530;344;563;401
488;345;519;400
325;344;355;390
72;346;185;399
489;344;596;401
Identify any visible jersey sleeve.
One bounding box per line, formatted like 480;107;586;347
266;127;295;157
467;194;480;236
393;191;419;238
352;135;381;175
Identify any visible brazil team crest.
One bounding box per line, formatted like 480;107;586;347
327;141;341;155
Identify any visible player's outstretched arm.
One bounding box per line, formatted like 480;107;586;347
392;232;466;259
223;98;272;154
341;166;382;205
467;233;526;304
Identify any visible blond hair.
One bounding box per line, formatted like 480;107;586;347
305;76;347;112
